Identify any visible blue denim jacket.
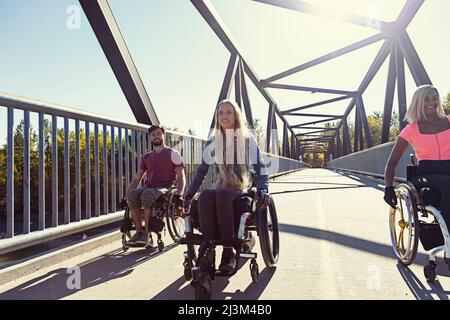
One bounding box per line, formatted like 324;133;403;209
186;134;269;197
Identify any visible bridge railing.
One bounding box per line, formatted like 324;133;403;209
326;141;415;182
0;92;306;255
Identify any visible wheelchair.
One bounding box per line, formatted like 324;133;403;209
120;187;185;252
389;155;450;283
180;186;280;300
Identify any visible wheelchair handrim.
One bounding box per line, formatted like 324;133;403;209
389;184;418;265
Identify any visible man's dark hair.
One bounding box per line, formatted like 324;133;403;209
148;124;166;135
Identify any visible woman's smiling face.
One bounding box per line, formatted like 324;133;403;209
218;103;236;130
423;89;440;119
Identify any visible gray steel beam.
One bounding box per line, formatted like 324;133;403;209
251;0;388;30
396;30;432;86
79;0;159;125
266;103;274;153
354;107;360;152
264;83;355;96
292;117;341;127
190;0;296;135
331;40;391;140
234;59;242;108
283;123;289;157
295;126;338;130
297;129;334;135
210;53;238;130
342;118;351;155
395;41;407;130
284;112;344;118
264;33;385;83
282;95;351;114
356;95;373;148
381;43;397;143
240;60;255;129
396;0;425;29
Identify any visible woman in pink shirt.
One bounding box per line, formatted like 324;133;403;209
384;85;450;226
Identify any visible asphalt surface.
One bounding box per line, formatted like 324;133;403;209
1;168;449;300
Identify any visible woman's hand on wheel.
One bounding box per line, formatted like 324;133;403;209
256;189;270;209
384;186;397;209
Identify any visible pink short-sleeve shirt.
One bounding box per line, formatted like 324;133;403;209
399;116;450;161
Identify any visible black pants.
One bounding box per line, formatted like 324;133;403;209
197;188;243;246
412;160;450;228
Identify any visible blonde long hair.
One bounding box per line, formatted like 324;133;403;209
404;85;445;123
212;99;251;191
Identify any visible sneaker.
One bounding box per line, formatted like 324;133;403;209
128;232;143;245
219;248;236;274
135;232;149;246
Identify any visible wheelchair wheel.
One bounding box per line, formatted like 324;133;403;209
389;183;419;266
257;196;280;267
166;192;185;243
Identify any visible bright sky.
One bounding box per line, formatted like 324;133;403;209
0;0;449;144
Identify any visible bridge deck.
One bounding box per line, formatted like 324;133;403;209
0;169;447;300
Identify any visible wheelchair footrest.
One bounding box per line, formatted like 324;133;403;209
180;233;249;247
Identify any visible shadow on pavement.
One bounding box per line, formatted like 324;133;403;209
0;243;178;300
152;258;276;300
397;262;450;300
271;184;368;195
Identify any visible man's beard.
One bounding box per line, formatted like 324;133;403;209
152;139;162;146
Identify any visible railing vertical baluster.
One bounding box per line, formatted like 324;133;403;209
85;121;91;219
38;113;45;230
131;130;136;176
75;120;81;221
111;126;116;212
52;115;58;227
94;123;100;217
137;131;141;187
125;129;130;192
118;128;123;203
23;110;30;234
7;108;14;238
64;118;70;224
103;124;109;214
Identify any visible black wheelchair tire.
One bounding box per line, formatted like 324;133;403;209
166;191;186;243
257;196;280;267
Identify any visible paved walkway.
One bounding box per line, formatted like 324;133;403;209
1;169;449;300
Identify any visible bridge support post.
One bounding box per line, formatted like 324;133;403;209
395;41;407;131
381;41;397;143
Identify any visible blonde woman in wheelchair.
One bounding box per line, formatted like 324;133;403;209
384;85;450;282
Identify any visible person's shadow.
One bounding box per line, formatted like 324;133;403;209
0;243;178;300
151;257;276;300
397;260;450;300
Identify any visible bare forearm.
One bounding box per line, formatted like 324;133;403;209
384;162;396;187
176;173;186;195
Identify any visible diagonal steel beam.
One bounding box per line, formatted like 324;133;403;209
381;42;397;143
190;0;297;140
282;95;351;114
210;53;238;129
331;39;391;140
263;33;386;83
264;83;355;96
395;42;407;131
284;112;344;118
240;60;255;129
251;0;388;30
396;0;425;29
297;129;334;135
80;0;159;125
396;30;432;86
292;117;341;127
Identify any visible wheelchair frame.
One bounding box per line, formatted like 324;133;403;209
180;187;280;300
121;187;185;252
389;158;450;282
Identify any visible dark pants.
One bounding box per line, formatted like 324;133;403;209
197;188;244;246
412;160;450;228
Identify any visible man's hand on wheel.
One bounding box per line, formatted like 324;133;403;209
256;189;270;209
